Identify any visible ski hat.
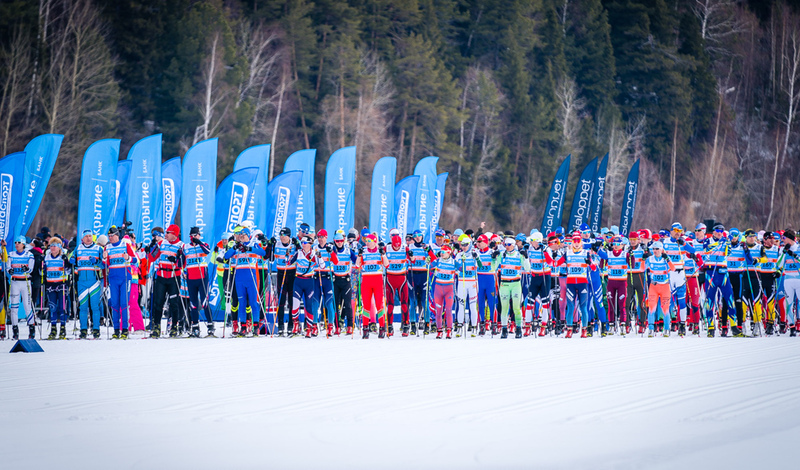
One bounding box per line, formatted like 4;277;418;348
241;220;255;230
579;223;590;233
530;232;543;243
651;241;664;250
391;234;403;245
515;233;526;242
547;234;559;244
571;234;582;243
412;229;423;238
300;235;313;244
280;227;292;237
190;226;201;236
713;224;725;232
81;229;93;238
435;229;446;238
477;234;490;244
221;232;232;241
659;230;669;238
610;225;620;235
744;229;756;238
612;236;623;245
695;223;707;231
458;234;471;245
14;235;26;244
317;229;328;238
333;232;345;241
440;244;453;253
503;237;515;246
453;228;464;237
389;228;400;236
529;229;540;237
783;229;795;241
252;229;263;239
96;234;108;246
108;226;120;236
363;233;378;243
730;228;740;238
601;227;609;235
151;227;165;238
299;223;311;234
361;227;371;239
555;226;564;235
49;238;62;246
167;224;180;237
639;229;652;239
671;222;684;232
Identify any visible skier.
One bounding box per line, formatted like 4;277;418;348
314;229;338;337
726;228;746;336
430;244;457;339
290;235;321;338
355;233;389;339
408;229;433;334
384;229;411;336
270;227;299;336
497;237;531;339
740;229;764;336
645;242;676;337
474;233;499;335
44;238;70;340
184;226;214;337
554;234;594;338
223;226;267;337
597;236;629;335
526;232;553;336
454;234;480;336
3;237;36;339
103;226;136;339
147;225;185;338
759;231;780;335
777;229;800;336
702;225;736;337
663;223;693;336
70;230;104;339
332;231;357;335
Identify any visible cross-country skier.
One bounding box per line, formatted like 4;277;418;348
645;242;676;337
355;233;389;339
103;226;137;339
224;226;267;337
147;225;185;338
44;238;70;340
184;227;214;337
497;237;531;339
759;231;780;335
314;229;339;337
778;229;800;336
554;234;594;338
384;229;411;336
332;231;357;335
290;235;322;338
431;244;457;339
69;230;104;339
270;227;299;336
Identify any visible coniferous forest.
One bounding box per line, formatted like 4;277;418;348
2;0;800;235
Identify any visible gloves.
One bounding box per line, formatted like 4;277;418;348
238;244;249;253
257;234;267;243
661;253;668;261
166;255;177;263
227;240;235;249
519;249;528;258
293;238;301;249
489;241;496;249
216;256;224;264
325;245;332;253
491;250;499;259
268;237;276;246
379;246;386;255
471;251;478;259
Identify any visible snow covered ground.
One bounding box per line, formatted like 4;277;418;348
2;328;799;469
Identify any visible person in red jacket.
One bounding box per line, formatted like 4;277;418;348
355;233;389;338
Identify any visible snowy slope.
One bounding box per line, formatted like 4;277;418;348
2;331;798;469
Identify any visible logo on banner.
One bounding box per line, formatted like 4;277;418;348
0;173;13;239
273;186;291;236
208;275;220;309
92;183;105;234
163;177;176;225
573;178;593;227
545;178;564;229
397;190;410;235
592;176;605;223
226;182;249;233
621;181;637;232
430;189;442;234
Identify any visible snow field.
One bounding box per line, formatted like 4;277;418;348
2;330;799;469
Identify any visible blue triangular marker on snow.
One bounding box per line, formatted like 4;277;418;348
9;339;44;353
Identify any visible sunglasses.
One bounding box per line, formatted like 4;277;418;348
504;243;514;247
300;241;310;245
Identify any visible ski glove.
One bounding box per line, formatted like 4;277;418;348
166;255;177;263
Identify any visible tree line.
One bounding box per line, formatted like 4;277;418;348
2;0;800;236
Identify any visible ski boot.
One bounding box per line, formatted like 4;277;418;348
648;329;654;338
678;322;686;337
554;321;563;336
112;329;121;339
290;322;301;337
388;324;394;337
334;324;341;336
732;326;744;337
59;324;67;339
232;321;240;336
779;322;787;334
790;326;797;337
600;323;608;338
29;325;36;339
500;326;508;339
92;329;101;339
580;327;588;338
276;326;285;337
80;329;88;339
402;322;410;337
626;323;632;335
692;323;700;335
169;326;179;338
326;324;334;338
252;322;260;337
305;325;313;338
515;326;522;339
150;325;161;338
410;322;417;336
565;328;573;339
311;324;319;337
720;326;728;337
664;329;670;338
346;326;354;335
586;324;593;337
206;323;217;338
509;320;516;333
446;328;452;339
48;324;58;340
637;325;645;334
378;326;387;339
423;322;431;335
369;322;378;333
0;325;5;340
707;326;715;338
121;329;129;339
436;328;443;339
362;327;369;339
765;322;774;336
522;323;531;337
538;324;547;336
191;324;201;338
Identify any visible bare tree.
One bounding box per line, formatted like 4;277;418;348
192;33;229;148
692;0;750;57
555;76;586;156
0;27;33;155
605;116;645;225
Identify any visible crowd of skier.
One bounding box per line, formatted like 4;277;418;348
2;219;799;341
